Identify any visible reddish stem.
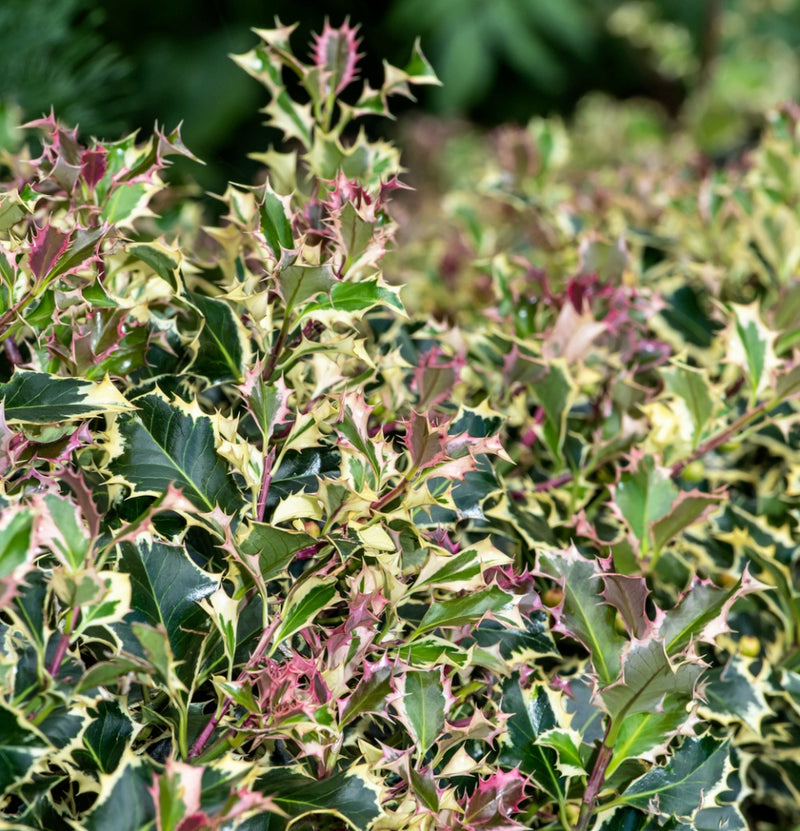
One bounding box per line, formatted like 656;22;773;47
189;617;280;760
576;728;614;831
48;606;78;677
256;447;276;523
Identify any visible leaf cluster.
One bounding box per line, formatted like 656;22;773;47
0;17;798;831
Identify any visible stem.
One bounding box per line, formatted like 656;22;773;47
669;399;770;479
4;335;23;366
48;606;78;677
576;726;614;831
188;616;279;760
256;447;276;523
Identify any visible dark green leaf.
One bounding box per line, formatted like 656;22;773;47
71;700;132;774
0;702;46;796
188;291;247;383
0;371;131;423
260;190;294;256
538;547;626;686
239;522;317;581
619;736;732;818
116;539;216;684
113;394;245;515
83;757;155;831
254;767;380;831
499;677;566;800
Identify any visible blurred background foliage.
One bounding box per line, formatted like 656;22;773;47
1;0;800;191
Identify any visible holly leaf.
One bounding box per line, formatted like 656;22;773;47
618;736;733;819
113;393;245;515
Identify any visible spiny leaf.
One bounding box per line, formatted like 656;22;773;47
498;677;566;801
414;584;515;635
253;766;381;831
113;393;245;515
116;539;217;685
0;371;132;423
538;546;626;686
270;577;338;654
600;638;704;724
618;736;733;819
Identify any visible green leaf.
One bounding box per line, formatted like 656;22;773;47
414;585;514;635
499;677;566;801
0;702;46;796
534;359;574;460
615;455;678;555
83;756;155;831
700;659;772;735
100;182;148;224
619;736;732;818
340;664;393;726
253;767;380;831
651;492;721;557
600;639;703;724
238;522;317;581
0;190;31;231
260;189;294;256
538;727;588;776
116;539;217;685
0;371;131;423
270;577;338;654
660;285;720;348
0;510;33;579
127;241;180;289
188;291;248;383
606;709;692;777
401;670;446;755
113;394;245;515
266;447;340;512
42;493;89;570
733;304;773;398
47;226;107;281
71;700;132;774
302;278;404;317
538;547;626;686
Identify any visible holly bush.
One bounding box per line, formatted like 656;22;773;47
0;19;798;831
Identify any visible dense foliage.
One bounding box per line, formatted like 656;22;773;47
1;19;800;831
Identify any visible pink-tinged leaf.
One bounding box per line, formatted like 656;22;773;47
339;660;393;726
150;760;203;831
81;149;107;190
337;391;382;475
29;224;70;281
413;345;465;409
461;768;528;831
602;573;651;639
405;410;449;471
312;19;362;96
651;489;723;556
537;546;626;686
